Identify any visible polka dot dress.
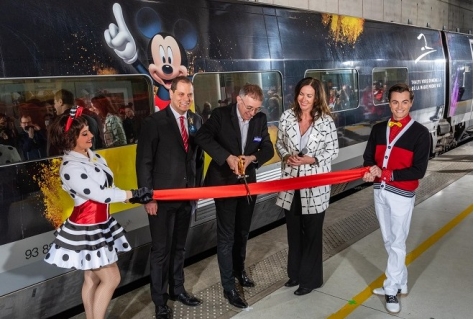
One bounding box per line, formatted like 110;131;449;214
0;144;21;164
44;217;131;270
44;149;131;270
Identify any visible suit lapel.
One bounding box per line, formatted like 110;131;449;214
186;112;197;136
305;118;320;152
230;104;243;153
186;111;200;157
165;106;186;152
244;116;257;153
286;112;301;152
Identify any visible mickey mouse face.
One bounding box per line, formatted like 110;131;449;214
148;34;188;88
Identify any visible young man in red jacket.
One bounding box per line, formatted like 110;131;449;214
362;83;430;314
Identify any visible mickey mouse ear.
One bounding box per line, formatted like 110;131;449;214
173;19;198;50
136;7;162;39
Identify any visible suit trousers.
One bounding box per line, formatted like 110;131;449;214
215;195;256;291
148;201;192;307
374;188;415;296
285;190;325;289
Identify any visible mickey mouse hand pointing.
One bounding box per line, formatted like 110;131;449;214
104;3;138;64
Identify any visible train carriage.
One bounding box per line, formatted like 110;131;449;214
0;0;471;317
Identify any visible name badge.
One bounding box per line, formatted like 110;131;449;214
253;136;262;142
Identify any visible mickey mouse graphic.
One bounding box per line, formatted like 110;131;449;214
104;3;196;110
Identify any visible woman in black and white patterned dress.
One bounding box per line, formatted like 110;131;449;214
44;108;152;319
275;77;339;296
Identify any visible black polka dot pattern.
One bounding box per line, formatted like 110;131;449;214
43;151;132;270
44;231;131;270
60;149;123;205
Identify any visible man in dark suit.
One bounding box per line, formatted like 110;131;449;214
136;76;204;319
195;83;274;308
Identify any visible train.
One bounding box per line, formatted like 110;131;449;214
0;0;471;318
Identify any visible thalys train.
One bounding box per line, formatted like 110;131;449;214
0;0;471;317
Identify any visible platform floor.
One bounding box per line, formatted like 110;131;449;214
70;142;473;319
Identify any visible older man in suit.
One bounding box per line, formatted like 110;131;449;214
136;76;204;319
195;83;274;308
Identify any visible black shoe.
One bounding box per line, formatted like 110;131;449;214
155;305;171;319
235;271;255;287
223;289;248;308
284;279;299;287
294;287;314;296
170;291;202;306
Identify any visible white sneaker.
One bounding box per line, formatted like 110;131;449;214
373;287;408;296
385;294;400;313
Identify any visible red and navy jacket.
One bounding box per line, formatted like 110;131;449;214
363;117;430;197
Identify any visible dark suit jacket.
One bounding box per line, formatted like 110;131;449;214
195;104;274;185
136;106;203;201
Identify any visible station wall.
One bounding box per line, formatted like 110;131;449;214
248;0;473;34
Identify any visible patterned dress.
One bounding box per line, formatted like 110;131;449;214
44;149;131;270
103;114;127;147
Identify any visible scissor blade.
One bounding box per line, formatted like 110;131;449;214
242;176;252;203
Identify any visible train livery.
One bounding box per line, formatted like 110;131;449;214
0;0;472;318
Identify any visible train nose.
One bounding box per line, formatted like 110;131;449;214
162;65;173;75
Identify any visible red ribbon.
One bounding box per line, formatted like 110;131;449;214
153;167;368;201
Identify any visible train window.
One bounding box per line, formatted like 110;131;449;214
0;75;153;164
193;71;283;167
372;68;408;105
192;71;283;124
305;69;359;112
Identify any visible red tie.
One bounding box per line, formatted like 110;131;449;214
180;116;189;152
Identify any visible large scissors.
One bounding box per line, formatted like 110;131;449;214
238;157;252;204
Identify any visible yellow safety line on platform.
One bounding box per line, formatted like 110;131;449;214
327;204;473;319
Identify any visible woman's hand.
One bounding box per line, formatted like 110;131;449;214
286;154;315;166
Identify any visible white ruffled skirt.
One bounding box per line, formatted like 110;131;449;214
44;217;131;270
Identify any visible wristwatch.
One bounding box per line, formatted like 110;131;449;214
313;156;319;166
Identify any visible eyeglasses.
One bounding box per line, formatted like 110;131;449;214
240;97;261;114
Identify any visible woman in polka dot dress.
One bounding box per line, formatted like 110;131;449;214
44;108;152;319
